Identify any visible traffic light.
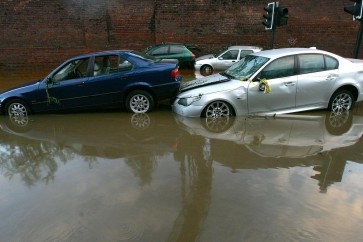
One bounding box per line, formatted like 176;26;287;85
276;6;288;26
263;2;276;30
344;0;363;20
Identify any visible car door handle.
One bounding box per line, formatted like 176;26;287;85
284;82;295;86
120;76;129;79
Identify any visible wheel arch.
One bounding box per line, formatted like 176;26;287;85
2;97;33;114
201;98;236;117
123;85;157;106
332;85;359;101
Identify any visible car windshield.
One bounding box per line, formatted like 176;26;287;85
215;47;228;57
130;51;161;63
223;55;269;80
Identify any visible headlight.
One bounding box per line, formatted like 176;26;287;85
177;95;202;106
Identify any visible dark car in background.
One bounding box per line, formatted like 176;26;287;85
0;50;181;117
144;42;200;68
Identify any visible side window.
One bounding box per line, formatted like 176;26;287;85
94;55;120;76
260;55;295;79
239;50;253;60
118;57;133;72
150;46;168;56
221;50;239;60
298;54;325;74
325;55;339;70
53;58;90;82
169;45;184;54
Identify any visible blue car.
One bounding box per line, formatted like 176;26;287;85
0;50;181;117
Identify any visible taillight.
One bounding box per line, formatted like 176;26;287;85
191;53;196;58
171;68;178;79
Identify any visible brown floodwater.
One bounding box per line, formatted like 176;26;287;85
1;70;363;241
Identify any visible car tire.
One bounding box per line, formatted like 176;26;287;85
201;65;213;74
5;99;31;117
126;90;154;113
328;90;354;113
202;101;233;118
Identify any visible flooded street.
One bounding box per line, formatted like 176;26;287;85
1;71;363;241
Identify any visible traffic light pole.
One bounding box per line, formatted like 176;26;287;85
354;21;363;58
271;27;276;49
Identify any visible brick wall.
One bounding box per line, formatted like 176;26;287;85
0;0;360;72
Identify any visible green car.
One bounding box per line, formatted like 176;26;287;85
145;43;199;68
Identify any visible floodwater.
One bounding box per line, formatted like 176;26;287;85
1;70;363;241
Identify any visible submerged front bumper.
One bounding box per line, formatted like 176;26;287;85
172;98;204;117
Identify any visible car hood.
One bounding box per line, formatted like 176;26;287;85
196;54;215;61
0;80;40;96
180;73;230;92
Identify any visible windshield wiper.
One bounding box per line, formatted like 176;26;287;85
220;72;235;79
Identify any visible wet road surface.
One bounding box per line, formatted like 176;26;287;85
1;71;363;241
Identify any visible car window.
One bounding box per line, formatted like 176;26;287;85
298;54;325;74
325;55;339;70
52;58;90;82
239;50;253;60
221;50;239;60
169;45;185;54
118;57;133;72
150;46;168;56
93;55;133;76
260;55;295;79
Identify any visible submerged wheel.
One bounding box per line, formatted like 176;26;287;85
5;99;30;117
328;90;354;113
202;101;232;118
126;90;154;113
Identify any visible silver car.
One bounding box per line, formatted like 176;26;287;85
173;48;363;118
194;45;262;73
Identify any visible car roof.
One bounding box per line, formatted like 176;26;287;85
251;47;336;59
71;50;132;59
228;45;262;50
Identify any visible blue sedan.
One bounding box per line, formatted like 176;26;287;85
0;50;181;117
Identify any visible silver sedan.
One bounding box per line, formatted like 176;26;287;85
173;48;363;118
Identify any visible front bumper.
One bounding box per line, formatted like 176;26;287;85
172;99;203;117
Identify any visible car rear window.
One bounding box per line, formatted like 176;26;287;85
169;45;185;54
299;54;325;74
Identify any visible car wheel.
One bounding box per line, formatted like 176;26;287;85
202;101;233;118
126;90;154;113
201;65;213;74
328;90;354;113
5;99;31;117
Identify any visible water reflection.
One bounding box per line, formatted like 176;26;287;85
1;111;363;240
1;111;363;190
0;112;179;187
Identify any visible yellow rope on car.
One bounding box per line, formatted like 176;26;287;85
259;79;272;93
240;77;272;93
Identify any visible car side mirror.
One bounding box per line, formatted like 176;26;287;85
259;83;266;92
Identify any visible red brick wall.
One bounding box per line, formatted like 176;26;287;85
0;0;360;72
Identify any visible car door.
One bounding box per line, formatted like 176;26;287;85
45;57;91;110
247;55;297;113
215;50;239;69
296;54;339;108
80;54;134;107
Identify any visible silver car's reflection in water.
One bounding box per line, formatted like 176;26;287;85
1;110;363;241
